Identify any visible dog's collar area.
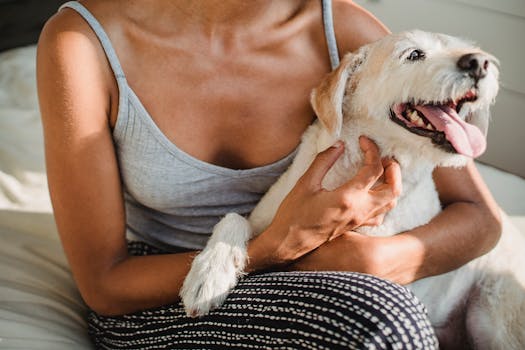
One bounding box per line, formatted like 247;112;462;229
389;89;486;158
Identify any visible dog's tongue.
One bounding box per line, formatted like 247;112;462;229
414;105;486;157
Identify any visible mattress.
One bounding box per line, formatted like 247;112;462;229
1;45;524;349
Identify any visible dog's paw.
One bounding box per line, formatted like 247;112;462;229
180;213;251;317
180;245;244;317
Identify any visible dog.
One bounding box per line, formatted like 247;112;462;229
181;30;525;349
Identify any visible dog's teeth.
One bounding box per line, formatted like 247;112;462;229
426;123;435;131
409;110;419;122
415;117;425;127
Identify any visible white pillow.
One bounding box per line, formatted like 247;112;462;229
0;46;54;233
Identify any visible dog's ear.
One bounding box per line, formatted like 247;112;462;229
311;49;367;137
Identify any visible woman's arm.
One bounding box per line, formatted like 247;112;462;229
289;162;502;285
37;11;208;316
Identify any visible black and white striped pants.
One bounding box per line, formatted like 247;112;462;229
87;242;438;349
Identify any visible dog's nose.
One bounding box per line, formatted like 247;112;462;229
457;53;489;80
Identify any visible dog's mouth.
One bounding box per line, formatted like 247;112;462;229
389;90;486;157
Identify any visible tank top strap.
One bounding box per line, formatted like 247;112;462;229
321;0;340;70
59;1;127;82
60;1;339;76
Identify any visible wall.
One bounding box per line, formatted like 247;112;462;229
0;0;66;52
354;0;525;177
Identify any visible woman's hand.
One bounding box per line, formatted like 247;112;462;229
288;230;430;285
288;163;503;287
287;231;384;273
247;136;401;271
285;231;414;284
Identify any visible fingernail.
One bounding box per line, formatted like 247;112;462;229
331;140;344;149
359;135;370;143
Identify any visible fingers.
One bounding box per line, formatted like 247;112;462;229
299;141;344;190
373;158;402;197
297;136;400;233
343;136;383;191
362;213;385;227
343;194;396;230
363;158;400;221
334;137;400;229
369;196;397;219
382;158;402;195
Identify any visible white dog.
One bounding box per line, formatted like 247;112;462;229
181;30;525;349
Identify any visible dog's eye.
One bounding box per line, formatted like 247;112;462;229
407;49;426;61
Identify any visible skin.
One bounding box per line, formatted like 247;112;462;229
37;0;501;316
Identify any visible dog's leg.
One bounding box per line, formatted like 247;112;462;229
180;213;252;317
464;214;525;350
465;278;525;350
180;147;315;317
180;124;324;317
179;147;311;317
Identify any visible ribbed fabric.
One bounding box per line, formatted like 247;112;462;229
87;242;438;350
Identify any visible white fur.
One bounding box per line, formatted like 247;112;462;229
180;30;524;349
179;213;251;317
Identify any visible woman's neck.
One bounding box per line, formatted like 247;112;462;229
172;1;286;26
124;0;306;38
118;0;308;56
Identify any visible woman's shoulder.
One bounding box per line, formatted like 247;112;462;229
38;5;102;67
39;1;126;60
37;2;116;127
331;0;390;53
38;2;121;79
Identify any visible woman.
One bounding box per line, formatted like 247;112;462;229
37;0;500;348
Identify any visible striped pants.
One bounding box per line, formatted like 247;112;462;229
88;242;438;349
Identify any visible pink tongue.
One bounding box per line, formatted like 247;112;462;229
415;105;486;158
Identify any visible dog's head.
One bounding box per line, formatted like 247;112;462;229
312;30;500;167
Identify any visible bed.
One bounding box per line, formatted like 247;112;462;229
1;6;525;350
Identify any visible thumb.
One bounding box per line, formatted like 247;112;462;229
301;141;344;189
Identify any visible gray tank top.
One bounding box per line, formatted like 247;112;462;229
59;1;340;251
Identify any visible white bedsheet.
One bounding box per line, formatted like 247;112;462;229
0;46;91;349
1;45;524;349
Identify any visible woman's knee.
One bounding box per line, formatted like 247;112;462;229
316;272;438;349
245;271;438;349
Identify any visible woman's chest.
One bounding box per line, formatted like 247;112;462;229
111;21;330;169
115;121;293;213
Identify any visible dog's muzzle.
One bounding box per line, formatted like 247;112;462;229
389;89;486;158
457;53;489;82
